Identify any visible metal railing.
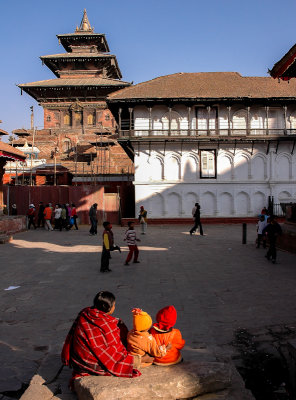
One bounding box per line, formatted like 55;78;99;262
273;203;287;217
118;128;296;138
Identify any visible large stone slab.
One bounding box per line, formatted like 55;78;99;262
74;361;231;400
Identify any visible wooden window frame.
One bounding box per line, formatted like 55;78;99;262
199;149;217;179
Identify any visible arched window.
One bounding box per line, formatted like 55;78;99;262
64;114;71;125
87;114;94;125
46;115;51;122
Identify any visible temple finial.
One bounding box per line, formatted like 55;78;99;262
76;9;94;32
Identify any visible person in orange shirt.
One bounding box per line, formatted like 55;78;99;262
150;305;185;366
43;204;53;231
127;308;168;367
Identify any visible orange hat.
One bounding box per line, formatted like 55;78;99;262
154;305;177;331
132;308;152;331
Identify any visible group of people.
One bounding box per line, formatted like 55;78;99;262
61;291;185;386
55;201;286;390
27;202;78;231
256;207;282;264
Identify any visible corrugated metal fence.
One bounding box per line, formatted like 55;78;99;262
3;185;120;225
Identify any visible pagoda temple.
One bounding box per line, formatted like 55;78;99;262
11;10;134;185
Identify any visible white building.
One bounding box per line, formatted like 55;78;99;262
108;72;296;218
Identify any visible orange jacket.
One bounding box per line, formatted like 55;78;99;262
150;327;185;365
127;330;166;366
43;207;52;220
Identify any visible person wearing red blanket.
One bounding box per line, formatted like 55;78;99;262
61;291;142;386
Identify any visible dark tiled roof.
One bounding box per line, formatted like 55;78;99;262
0;141;26;159
108;72;296;101
19;77;131;88
41;53;115;59
269;43;296;80
12;128;31;136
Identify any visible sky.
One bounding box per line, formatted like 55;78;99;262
1;0;296;137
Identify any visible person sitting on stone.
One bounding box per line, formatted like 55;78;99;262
150;305;185;366
127;308;168;367
61;291;143;388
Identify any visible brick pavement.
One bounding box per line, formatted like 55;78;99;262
0;224;295;399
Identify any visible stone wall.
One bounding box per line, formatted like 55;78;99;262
0;216;26;235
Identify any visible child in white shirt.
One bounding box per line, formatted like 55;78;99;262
124;221;141;265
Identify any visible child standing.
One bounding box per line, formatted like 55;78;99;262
100;221;121;273
124;221;141;265
150;305;185;366
127;308;168;367
138;206;147;235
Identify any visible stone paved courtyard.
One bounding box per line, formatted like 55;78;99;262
1;223;296;399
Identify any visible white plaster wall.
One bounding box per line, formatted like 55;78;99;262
134;142;296;218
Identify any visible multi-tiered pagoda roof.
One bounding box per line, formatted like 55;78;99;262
19;10;130;102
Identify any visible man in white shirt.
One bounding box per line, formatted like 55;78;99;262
256;215;268;248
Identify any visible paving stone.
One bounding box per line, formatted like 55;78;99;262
74;361;231;400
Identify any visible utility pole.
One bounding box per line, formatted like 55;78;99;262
29;125;35;186
29;107;35;186
30;106;34;130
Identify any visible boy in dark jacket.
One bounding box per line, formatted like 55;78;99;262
100;221;121;273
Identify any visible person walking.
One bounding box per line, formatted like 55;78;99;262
54;204;62;230
263;216;282;264
124;221;141;266
37;202;45;228
69;203;78;230
44;204;53;231
138;206;147;235
27;204;36;230
189;203;204;236
61;204;67;231
89;203;98;235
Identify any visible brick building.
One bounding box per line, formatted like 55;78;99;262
9;10;134;186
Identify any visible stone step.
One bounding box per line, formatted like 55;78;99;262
74;361;232;400
0;234;13;244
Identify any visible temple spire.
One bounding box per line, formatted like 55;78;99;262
76;9;94;32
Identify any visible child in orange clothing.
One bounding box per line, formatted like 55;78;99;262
127;308;168;367
150;305;185;366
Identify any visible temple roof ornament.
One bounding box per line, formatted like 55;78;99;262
76;9;94;33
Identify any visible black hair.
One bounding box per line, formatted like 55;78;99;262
103;221;110;228
127;221;134;227
72;203;75;207
93;291;115;313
